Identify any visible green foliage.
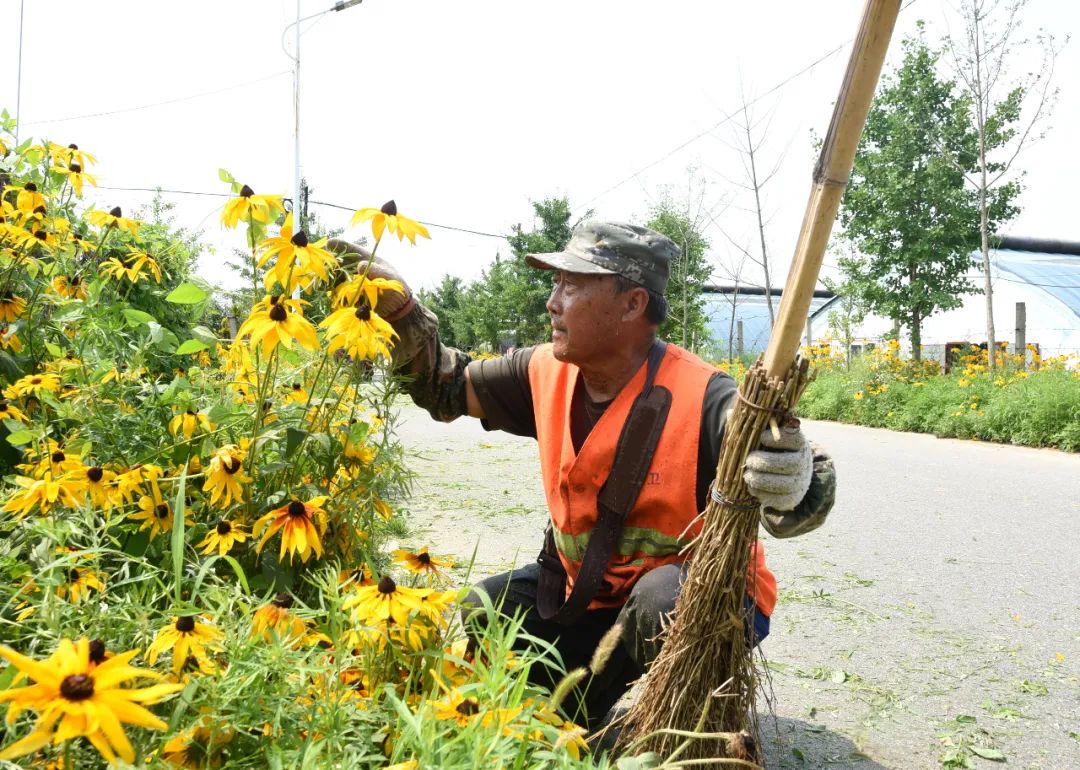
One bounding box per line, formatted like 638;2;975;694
645;199;712;351
838;27;1014;360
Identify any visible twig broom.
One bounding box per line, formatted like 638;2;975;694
618;0;902;760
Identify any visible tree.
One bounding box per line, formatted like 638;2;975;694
822;274;868;369
944;0;1059;370
838;29;987;361
418;275;469;350
646;192;713;352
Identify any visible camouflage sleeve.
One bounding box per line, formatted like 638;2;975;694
759;443;836;539
389;301;471;423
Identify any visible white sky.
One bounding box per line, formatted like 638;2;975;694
3;0;1077;294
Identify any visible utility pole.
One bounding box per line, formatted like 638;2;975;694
1015;301;1026;370
15;0;25;144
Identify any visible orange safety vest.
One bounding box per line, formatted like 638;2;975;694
528;342;778;615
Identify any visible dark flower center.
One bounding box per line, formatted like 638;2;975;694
69;143;79;150
290;230;309;248
88;466;104;482
354;303;372;321
1;292;12;301
380;200;397;216
239;184;254;198
71;162;82;173
351;568;366;581
60;674;95;701
34;230;47;241
109;206;122;217
272;592;294;608
51;451;66;463
269;304;288;322
292;382;302;391
33;205;46;215
377;576;397;594
186;409;196;416
216;520;232;535
176;616;196;633
417;552;432;565
71;276;81;286
88;639;107;664
287;500;307;518
24;182;37;192
456;698;480;716
30;377;42;385
0;400;8;410
223;456;242;474
155;503;170;518
69;568;81;582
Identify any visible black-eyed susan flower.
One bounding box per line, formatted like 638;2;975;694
111;462;164;506
168;409;214;440
5;372;61;399
392;546;454;577
146;616;223;675
82;464;117;510
0;638;182;764
50;273;87;300
256;214;337;292
236;294;319;357
202;444;250;508
56;565;105;603
0;325;22;353
251;593;308;641
221;184;285;229
285;381;308;404
253;496;328;563
15;183;45;215
338;564;374;591
351;200;431;245
2;472;86;519
198;519;248;557
343;575;424;626
332;273;405;310
86;205;139;236
160;716;233;768
53;162;97;196
0;398;28;423
101;248;162;284
320;299;397;361
0;292;26;322
131;481;192;539
430;687;483;727
47;142;97;168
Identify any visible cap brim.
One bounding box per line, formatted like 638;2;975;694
525;251;617;275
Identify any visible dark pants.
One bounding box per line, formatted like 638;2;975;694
462;561;770;729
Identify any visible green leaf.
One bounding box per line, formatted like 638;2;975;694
175;339;209;355
190;325;218;345
221;555;250;594
218;168;235;185
45;342;63;358
285;428;308;459
123;308;156;326
171;468;188;604
830;669;848;684
6;429;34;446
970;747;1006;761
165;282;209;305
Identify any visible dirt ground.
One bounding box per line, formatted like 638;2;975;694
394;404;1080;770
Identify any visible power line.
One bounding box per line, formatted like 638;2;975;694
21;71;291;127
576;0;923;213
94;185;509;241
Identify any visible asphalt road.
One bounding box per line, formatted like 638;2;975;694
396;407;1080;769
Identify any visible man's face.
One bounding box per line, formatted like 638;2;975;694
546;270;625;363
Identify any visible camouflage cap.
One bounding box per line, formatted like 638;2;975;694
524;220;678;295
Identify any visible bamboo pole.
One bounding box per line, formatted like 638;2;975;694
618;1;901;761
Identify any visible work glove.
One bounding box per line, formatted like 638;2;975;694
743;421;813;512
326;238;411;318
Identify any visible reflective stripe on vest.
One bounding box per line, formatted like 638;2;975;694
527;342;778;615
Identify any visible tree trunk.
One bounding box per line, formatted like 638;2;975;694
746;126;775;326
979;182;996;372
971;6;997;372
911;310;922;361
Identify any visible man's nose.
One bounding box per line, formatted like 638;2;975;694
546;284;561;316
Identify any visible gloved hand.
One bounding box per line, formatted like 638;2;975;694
743;422;813;511
326;238;411;318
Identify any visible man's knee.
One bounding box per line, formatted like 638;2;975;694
619;563;683;668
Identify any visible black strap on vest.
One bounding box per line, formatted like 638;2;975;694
536;340;672;624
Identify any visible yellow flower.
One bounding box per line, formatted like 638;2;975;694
201;444;250;508
0;638;183;764
0;326;22;353
101;248;162;284
344;575;425;626
253;496;329;563
48;142;97;169
50;274;88;300
56;566;105;602
168;409;214;440
332;274;405;310
853;391;864;401
256;213;337;292
2;472;86;519
15;183;45;214
393;546;454;577
351;200;431;244
86;206;140;236
430;687;482;727
52;162;97;196
110;463;164;506
221;184;285;229
131;481;192;539
198;519;249;557
0;292;26;322
251;593;308;641
5;372;61;399
146;616;223;675
235;294;319;357
0;397;28;422
82;465;118;510
320;301;397;361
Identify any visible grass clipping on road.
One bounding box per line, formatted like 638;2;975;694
619;357;812;763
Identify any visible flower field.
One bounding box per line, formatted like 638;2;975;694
798;339;1080;451
0;124;611;768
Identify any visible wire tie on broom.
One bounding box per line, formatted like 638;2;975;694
734;389;788;417
709;482;759;512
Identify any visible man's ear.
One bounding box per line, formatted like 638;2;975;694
621;286;650;322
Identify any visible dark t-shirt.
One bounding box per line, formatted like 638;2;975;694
466;346;736;512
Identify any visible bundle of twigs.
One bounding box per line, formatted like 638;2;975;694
618;0;901;761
